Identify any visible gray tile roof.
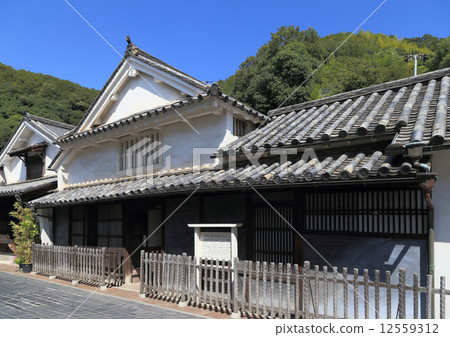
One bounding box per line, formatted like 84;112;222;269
0;176;57;197
221;69;450;153
57;85;267;144
29;150;417;207
0;113;74;162
127;42;210;91
24;113;74;140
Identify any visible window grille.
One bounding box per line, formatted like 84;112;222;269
119;132;161;172
233;118;246;137
304;188;427;236
253;206;294;264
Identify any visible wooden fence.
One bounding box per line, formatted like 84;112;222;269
140;251;450;319
32;243;132;286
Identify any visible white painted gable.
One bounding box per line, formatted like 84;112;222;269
0;121;60;184
99;72;184;125
78;55;207;133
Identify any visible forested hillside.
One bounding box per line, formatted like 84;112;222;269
1;28;448;150
0;63;99;149
219;27;450;113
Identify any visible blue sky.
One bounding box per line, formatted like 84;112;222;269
0;1;449;90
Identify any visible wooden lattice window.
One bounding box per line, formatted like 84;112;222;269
304;188;428;236
253;206;294;264
119;132;161;172
233;118;246;137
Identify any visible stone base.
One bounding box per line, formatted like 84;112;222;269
49;276;56;280
178;301;188;308
231;312;241;319
139;293;146;299
99;285;107;291
30;271;37;275
72;280;79;285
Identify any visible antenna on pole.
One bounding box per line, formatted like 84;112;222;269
405;53;428;76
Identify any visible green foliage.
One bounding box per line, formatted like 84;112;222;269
9;202;40;265
0;63;99;150
427;37;450;70
221;27;448;113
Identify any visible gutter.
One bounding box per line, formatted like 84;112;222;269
414;161;437;318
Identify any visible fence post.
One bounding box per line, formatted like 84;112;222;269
99;247;107;291
440;276;446;319
426;274;432;319
139;250;145;298
31;243;37;274
178;253;188;307
398;268;406;319
49;244;56;280
122;248;132;285
231;257;241;318
72;245;79;285
303;261;310;319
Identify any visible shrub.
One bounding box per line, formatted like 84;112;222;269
9;202;40;265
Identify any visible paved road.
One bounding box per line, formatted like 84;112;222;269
0;271;203;319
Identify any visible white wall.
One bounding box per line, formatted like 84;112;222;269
101;73;183;125
67;142;118;185
64;107;241;185
431;149;450;315
163;112;233;169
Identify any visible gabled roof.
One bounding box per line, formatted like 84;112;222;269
61;37;212;141
29;149;417;207
221;68;450;153
127;41;210;92
56;84;267;145
23;113;74;140
0;112;74;163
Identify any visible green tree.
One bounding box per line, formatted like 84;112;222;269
224;26;321;112
427;37;450;70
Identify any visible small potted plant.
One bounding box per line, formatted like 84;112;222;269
9;202;40;273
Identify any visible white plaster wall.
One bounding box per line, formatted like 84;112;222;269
102;73;183;125
65;109;242;185
431;149;450;314
67;142;118;185
163;112;232;169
